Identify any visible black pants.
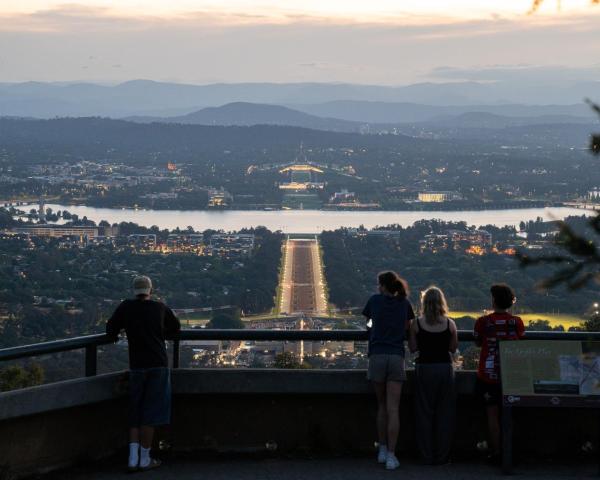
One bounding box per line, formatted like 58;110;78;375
415;363;456;463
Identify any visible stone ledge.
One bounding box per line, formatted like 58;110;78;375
0;369;479;420
0;372;127;421
0;369;595;479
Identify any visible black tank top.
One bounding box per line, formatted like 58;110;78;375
416;317;452;364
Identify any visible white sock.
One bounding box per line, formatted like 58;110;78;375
128;443;140;467
140;446;151;468
379;444;388;453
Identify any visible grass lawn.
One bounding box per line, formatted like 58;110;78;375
450;311;584;329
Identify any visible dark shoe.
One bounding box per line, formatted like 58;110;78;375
139;458;162;472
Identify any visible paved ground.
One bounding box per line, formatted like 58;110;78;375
58;457;597;479
280;237;327;316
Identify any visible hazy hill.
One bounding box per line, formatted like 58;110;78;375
1;80;599;118
0;117;428;166
125;103;597;135
293;100;596;124
126;102;365;132
424;111;597;129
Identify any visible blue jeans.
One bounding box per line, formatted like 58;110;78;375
128;367;171;427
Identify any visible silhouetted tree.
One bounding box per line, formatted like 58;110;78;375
207;313;245;329
0;364;44;392
582;313;600;332
519;102;600;289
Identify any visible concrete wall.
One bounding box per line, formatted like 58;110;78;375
0;370;597;478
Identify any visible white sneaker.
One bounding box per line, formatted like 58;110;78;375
377;446;388;464
386;453;400;470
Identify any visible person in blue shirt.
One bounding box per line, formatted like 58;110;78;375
362;271;415;470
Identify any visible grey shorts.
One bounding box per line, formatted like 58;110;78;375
368;354;406;383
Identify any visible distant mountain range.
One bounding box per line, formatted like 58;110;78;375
1;79;599;119
0;117;425;160
122;101;598;135
126;102;367;133
292;101;597;124
422;111;596;129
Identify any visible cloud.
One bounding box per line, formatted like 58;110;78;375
4;2;598;34
0;4;145;32
0;3;599;85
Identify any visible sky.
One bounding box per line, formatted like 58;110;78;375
0;0;599;85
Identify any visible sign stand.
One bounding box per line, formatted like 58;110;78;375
499;339;600;476
501;404;513;475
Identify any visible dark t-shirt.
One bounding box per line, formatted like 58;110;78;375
106;298;181;369
362;294;415;356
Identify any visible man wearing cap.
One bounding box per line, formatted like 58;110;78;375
107;275;180;472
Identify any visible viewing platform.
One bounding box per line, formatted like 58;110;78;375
1;329;600;478
61;457;593;479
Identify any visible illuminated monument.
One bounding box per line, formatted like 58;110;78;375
278;144;324;209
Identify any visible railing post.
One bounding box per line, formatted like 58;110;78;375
85;344;97;377
172;339;180;369
501;404;513;475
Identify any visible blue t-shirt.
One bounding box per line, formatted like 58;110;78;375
362;294;415;356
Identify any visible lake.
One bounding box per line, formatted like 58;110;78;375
44;205;588;233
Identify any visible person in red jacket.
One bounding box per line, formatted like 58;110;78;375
473;283;524;463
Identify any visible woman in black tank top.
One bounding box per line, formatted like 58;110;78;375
408;286;458;465
416;317;452;364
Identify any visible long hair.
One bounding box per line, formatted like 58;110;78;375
421;286;449;325
378;271;409;298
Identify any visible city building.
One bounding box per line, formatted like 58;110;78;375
347;228;402;239
419;234;450;253
278;164;325;191
207;188;233;208
208;234;255;258
140;192;179;200
417;191;461;203
448;229;492;248
99;225;120;237
11;225;99;239
127;234;157;250
329;189;355;203
164;234;205;254
420;229;492;253
38;198;46;223
588;189;600;201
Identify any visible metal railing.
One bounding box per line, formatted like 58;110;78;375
2;329;600;377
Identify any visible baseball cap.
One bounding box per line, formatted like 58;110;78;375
133;275;152;296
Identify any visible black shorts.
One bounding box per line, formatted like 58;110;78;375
129;367;172;427
475;379;502;406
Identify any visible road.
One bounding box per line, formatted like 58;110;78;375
279;237;327;316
